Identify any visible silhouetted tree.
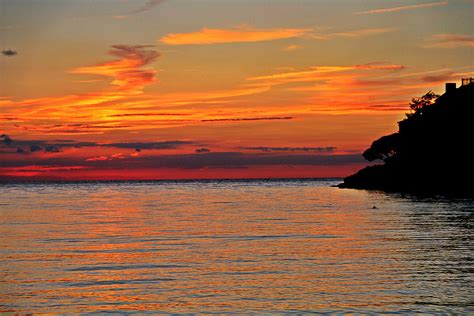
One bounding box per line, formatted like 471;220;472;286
409;91;439;113
362;133;400;162
341;80;474;195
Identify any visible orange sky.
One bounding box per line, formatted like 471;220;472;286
1;0;473;181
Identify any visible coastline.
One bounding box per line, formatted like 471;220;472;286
339;80;474;197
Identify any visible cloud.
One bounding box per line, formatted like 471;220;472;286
195;148;211;153
329;28;396;38
0;138;90;154
0;44;163;135
283;44;302;51
1;49;17;57
363;104;409;111
71;45;160;92
130;152;363;169
247;63;406;84
131;0;166;14
17;124;134;135
306;27;397;41
0;67;273;135
422;33;474;48
116;0;166;18
354;1;448;15
0;116;19;121
159;25;396;46
103;140;195;150
86;153;127;162
245;62;415;113
201;116;294;122
29;144;43;153
108;112;191;117
421;72;456;82
0;136;195;154
0;135;363;180
160;26;310;45
1;166;88;174
0;135;360;174
1;134;12;145
0;152;364;170
241;146;336;153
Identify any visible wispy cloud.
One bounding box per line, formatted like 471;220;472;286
160;26;394;45
86;153;128;162
422;33;474;48
160;26;310;45
283;44;302;51
247;63;406;83
0;69;272;135
202;117;294;122
107;112;191;117
241;146;336;153
1;49;18;57
116;0;167;18
329;28;396;38
1;135;364;180
0;136;196;154
195;148;211;153
131;0;166;14
0;134;360;179
0;152;364;171
246;62;416;113
354;1;448;15
71;45;160;92
104;141;194;150
0;45;163;135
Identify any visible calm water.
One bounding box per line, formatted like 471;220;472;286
0;179;473;314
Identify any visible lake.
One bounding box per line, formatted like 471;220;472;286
0;179;472;313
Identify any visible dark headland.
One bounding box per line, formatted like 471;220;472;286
339;78;474;196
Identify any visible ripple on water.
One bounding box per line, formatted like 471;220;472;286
0;180;472;314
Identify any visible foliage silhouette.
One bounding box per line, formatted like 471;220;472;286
408;91;439;114
339;80;474;196
362;133;400;162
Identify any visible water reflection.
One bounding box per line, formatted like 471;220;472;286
0;180;472;313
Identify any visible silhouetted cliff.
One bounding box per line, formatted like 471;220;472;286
339;79;474;196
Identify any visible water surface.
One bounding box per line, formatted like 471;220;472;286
1;179;473;313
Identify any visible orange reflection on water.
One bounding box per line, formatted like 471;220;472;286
0;181;471;313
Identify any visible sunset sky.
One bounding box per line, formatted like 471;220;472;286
1;0;473;180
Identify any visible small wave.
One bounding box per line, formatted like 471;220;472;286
67;264;187;272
